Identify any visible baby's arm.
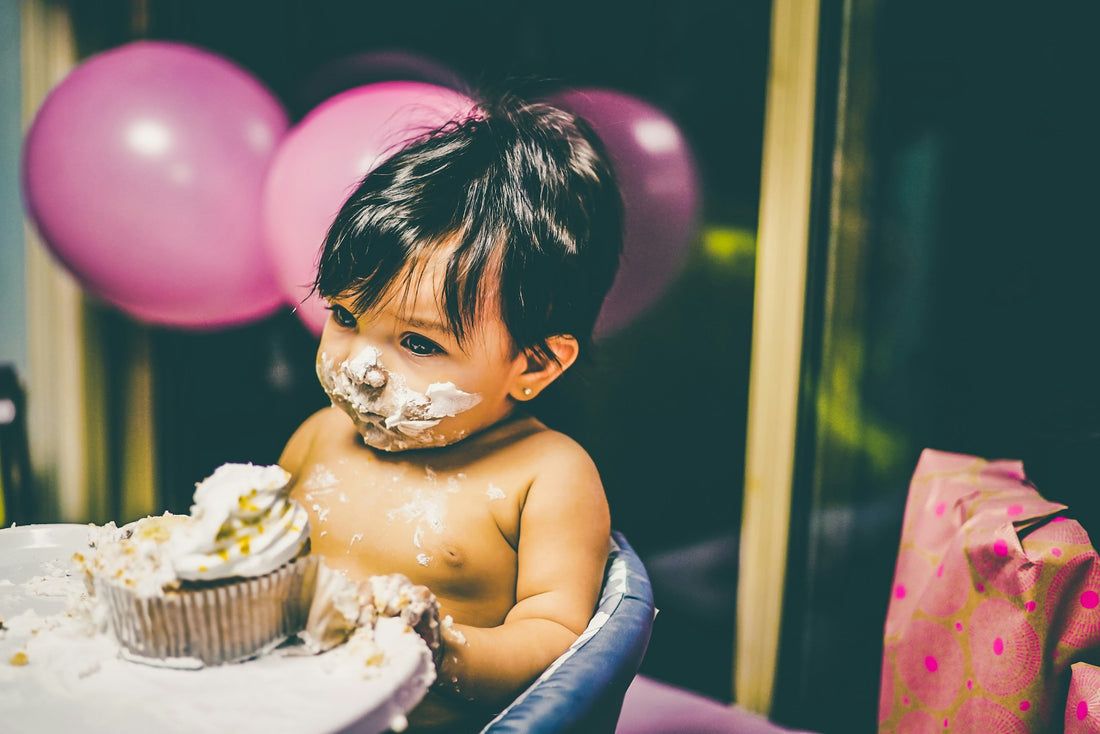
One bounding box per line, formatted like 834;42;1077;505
437;441;611;707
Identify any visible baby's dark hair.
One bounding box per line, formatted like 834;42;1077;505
314;92;623;362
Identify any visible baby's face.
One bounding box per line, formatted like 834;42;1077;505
315;259;526;452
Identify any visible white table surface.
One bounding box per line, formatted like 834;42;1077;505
0;524;434;734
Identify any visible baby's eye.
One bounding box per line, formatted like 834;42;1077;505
327;304;358;329
400;333;445;357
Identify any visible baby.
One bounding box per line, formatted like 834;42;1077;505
278;92;623;731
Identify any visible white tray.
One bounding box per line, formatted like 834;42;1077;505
0;524;433;734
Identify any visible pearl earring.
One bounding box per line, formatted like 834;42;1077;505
522;387;533;397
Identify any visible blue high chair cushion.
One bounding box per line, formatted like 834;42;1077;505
481;531;655;734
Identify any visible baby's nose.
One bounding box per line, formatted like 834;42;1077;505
362;364;386;388
344;345;388;388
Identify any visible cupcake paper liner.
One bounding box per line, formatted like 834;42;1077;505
96;555;320;667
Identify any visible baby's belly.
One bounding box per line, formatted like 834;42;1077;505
311;524;518;627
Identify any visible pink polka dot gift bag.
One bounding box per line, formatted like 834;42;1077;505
1067;663;1100;733
879;449;1100;733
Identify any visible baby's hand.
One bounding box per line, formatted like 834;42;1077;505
359;573;442;666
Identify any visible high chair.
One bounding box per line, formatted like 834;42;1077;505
481;531;655;733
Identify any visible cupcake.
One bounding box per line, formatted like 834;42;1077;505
87;463;317;667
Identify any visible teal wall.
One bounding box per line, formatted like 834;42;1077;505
0;1;26;377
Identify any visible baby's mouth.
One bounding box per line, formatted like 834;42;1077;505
357;410;389;426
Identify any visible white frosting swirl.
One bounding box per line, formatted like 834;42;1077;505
168;463;310;581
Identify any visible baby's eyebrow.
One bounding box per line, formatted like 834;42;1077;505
399;315;451;333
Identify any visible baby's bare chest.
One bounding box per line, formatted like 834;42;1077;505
290;456;524;608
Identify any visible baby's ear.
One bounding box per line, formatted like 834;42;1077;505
510;335;579;401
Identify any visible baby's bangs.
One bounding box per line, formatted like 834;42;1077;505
437;225;509;348
319;226;416;314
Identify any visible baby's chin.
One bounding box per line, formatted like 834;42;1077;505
350;412;467;453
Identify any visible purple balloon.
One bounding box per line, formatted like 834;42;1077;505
547;88;701;335
22;41;288;329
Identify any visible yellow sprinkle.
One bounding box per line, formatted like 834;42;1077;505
10;651;28;666
146;527;170;541
198;565;208;573
217;549;229;561
239;536;251;555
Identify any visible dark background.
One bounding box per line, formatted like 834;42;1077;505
772;2;1100;732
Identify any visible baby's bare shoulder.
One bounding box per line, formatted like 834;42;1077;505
486;418;597;474
502;423;604;508
532;430;598;475
279;406;348;470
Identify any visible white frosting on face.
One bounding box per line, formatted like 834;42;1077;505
317;346;482;451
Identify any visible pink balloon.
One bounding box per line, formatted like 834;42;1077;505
547;88;701;335
263;82;478;335
21;41;288;329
